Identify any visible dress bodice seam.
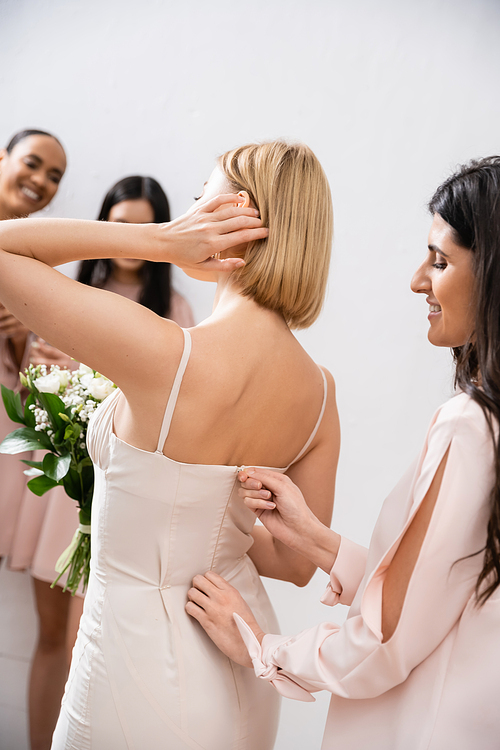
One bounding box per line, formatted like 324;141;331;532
209;475;241;573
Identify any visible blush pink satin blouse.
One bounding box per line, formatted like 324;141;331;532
237;393;500;749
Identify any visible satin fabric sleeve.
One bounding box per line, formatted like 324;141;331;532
238;397;494;701
320;536;369;607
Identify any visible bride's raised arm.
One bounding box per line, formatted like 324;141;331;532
0;196;267;391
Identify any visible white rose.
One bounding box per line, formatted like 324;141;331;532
77;364;93;376
86;377;115;401
34;372;62;394
57;369;70;389
79;373;94;390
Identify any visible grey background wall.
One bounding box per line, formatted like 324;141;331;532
1;0;500;747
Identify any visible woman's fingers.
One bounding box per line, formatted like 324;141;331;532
196;197;268;249
239;468;290;495
244;497;276;512
187;586;209;609
166;194;268;271
212;213;267;234
185;600;207;625
200;193;258;215
199;257;246;273
215;225;269;248
201;205;261;222
192;571;233;593
238;487;272;500
191;573;217;595
238;487;276;510
203;570;231;589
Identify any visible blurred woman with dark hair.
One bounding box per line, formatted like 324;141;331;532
77;175;193;325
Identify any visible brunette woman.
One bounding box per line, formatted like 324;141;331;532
76;175;194;325
189;156;500;750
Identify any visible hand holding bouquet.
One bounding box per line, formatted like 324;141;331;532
0;363;115;594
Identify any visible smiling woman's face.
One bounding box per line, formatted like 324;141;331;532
411;213;476;348
0;135;66;219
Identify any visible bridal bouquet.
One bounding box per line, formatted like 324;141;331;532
0;363;115;595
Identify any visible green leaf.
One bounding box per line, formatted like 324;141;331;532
52;426;67;448
62;468;82;502
0;427;52;454
79;508;91;526
27;474;60;496
1;385;26;425
42;453;71;482
64;423;81;442
77;457;92;470
37;393;66;431
21;459;44;469
24;393;36;428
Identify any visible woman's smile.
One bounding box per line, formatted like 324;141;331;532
20;184;43;203
427;301;442;319
411;213;475;348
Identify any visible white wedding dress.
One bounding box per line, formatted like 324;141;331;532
51;328;327;750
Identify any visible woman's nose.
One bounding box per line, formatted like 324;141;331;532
30;170;47;190
410;259;430;295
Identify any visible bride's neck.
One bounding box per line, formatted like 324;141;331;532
206;276;287;330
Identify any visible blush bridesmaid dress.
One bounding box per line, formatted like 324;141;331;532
237;393;500;749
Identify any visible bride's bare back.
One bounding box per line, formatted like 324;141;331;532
114;304;331;471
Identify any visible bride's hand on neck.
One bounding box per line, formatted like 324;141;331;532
163;193;265;274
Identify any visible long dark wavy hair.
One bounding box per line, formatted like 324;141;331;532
78;176;172;317
429;156;500;604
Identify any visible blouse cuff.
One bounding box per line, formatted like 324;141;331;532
320;536;369;607
233;614;315;702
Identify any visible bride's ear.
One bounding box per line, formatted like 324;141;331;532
237;191;251;208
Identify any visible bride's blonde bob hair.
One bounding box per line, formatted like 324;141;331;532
219;140;333;329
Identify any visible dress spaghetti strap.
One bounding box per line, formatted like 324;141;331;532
156;328;192;453
286;367;328;469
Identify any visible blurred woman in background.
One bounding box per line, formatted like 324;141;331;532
0;127;67;750
0;128;67;560
76;175;194;325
